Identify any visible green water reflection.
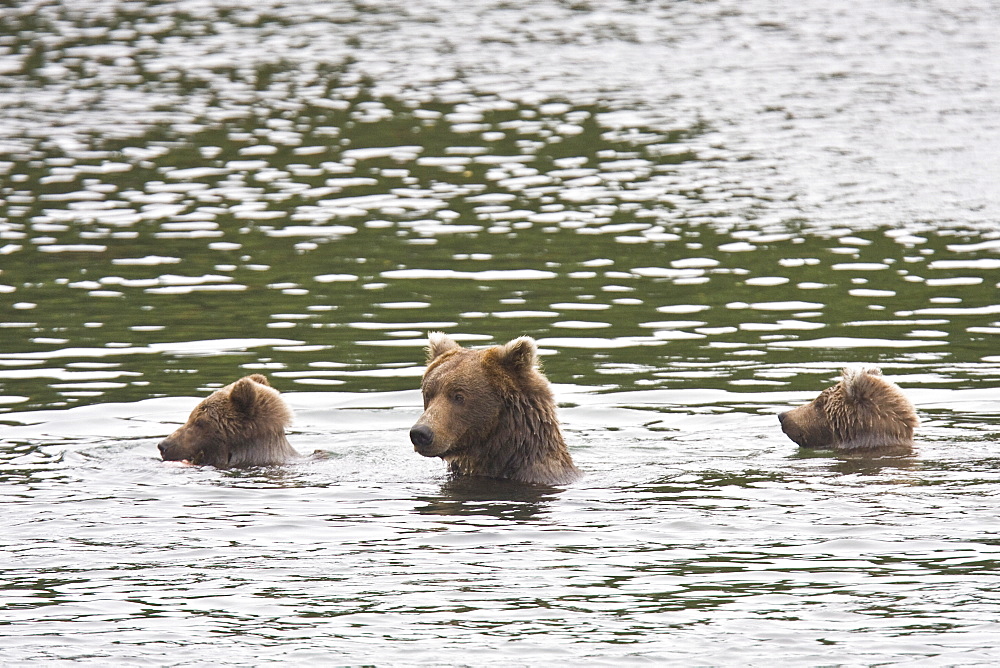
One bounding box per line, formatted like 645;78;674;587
2;7;999;412
2;86;999;410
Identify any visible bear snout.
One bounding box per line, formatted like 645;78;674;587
157;437;182;462
158;434;195;463
158;436;183;462
777;411;787;425
410;424;436;453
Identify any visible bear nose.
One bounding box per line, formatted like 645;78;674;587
157;440;167;455
410;424;434;449
777;411;787;425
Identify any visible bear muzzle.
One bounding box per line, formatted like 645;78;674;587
777;410;805;446
410;423;445;457
778;405;833;449
410;422;454;457
158;437;181;462
158;434;200;465
158;437;174;458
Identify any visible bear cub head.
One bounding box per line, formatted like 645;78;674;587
158;374;297;468
778;366;918;453
410;333;580;485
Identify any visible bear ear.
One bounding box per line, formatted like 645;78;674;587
496;336;538;373
841;366;882;401
851;365;882;377
427;331;461;362
247;373;271;387
230;377;261;415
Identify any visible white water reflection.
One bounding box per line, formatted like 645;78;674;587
382;269;557;280
773;337;948;349
3;384;1000;662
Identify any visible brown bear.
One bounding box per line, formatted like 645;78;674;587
158;374;297;468
409;333;581;485
778;366;918;453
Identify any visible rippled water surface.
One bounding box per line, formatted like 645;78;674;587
3;1;1000;664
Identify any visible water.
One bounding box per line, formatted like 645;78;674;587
3;0;1000;664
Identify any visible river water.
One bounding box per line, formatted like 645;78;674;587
3;0;1000;664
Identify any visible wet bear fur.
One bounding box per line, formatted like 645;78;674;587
410;333;581;485
778;366;918;453
158;374;297;468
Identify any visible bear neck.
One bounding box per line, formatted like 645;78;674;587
445;391;580;485
832;421;915;451
224;426;298;468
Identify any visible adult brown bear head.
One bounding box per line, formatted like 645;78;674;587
409;333;580;485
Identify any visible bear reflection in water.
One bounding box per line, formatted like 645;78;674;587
410;333;582;486
779;366;919;454
158;374;298;468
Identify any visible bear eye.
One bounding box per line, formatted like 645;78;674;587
451;391;465;405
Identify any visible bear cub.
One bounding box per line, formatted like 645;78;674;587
158;374;297;468
778;366;918;453
410;333;581;485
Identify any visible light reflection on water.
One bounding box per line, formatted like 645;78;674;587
3;0;1000;663
3;388;1000;664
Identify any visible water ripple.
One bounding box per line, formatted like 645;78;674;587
3;0;1000;663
